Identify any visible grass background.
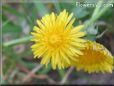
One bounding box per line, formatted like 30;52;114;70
1;0;114;85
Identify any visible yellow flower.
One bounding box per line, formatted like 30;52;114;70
31;10;86;69
73;41;113;73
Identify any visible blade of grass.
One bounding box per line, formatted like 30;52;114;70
21;3;35;28
2;19;10;28
2;5;25;18
60;67;74;84
34;1;49;17
22;64;43;83
96;29;108;39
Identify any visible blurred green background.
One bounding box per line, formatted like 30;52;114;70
1;0;114;85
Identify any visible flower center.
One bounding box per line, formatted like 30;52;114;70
49;34;62;46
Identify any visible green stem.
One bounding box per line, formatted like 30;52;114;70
91;0;103;19
3;36;32;47
84;0;112;29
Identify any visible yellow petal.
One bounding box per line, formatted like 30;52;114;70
71;25;84;34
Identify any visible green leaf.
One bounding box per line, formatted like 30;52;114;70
72;7;89;18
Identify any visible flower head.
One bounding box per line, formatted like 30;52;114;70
73;41;113;73
31;10;86;69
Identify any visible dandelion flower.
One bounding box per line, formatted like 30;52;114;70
31;10;86;69
73;41;113;73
